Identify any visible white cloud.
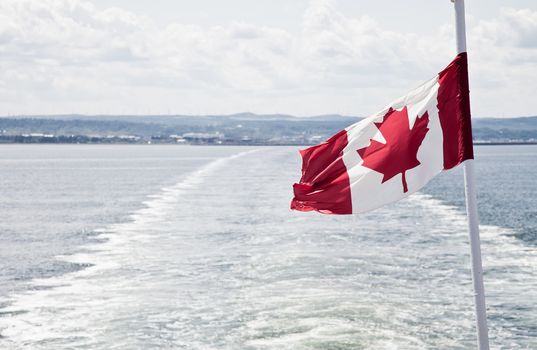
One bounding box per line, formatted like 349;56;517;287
0;0;535;117
466;7;537;116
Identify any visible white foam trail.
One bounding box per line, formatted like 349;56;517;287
407;192;537;346
1;148;535;349
0;149;258;348
408;192;537;268
408;191;537;276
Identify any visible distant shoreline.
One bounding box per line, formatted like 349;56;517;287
0;140;536;146
473;142;537;146
1;114;536;146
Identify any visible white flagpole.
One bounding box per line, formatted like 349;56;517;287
451;0;490;349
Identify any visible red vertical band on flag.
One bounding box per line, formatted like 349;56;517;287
291;130;352;214
437;52;474;169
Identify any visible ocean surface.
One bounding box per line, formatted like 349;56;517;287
0;144;535;349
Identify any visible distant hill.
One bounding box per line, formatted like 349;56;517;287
0;113;536;144
472;117;537;142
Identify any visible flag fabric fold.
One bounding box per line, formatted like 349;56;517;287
291;53;473;215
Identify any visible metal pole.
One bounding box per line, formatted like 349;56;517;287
452;0;490;349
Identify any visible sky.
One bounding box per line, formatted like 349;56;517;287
0;0;536;117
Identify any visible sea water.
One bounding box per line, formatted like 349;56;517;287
0;145;535;349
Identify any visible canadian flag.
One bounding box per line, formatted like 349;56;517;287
291;53;473;214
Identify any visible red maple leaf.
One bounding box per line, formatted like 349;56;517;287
357;107;429;193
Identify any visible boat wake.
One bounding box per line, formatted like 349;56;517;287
0;147;535;349
0;149;258;349
407;192;537;346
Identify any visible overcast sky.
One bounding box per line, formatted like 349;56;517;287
1;0;536;117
